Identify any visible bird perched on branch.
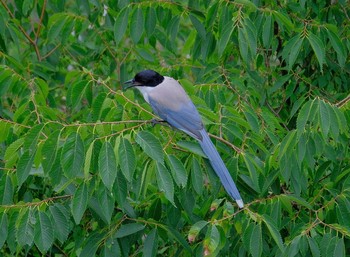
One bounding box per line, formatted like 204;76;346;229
124;70;244;208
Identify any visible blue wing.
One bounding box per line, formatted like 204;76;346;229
148;97;204;140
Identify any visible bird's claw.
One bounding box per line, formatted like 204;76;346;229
151;118;166;127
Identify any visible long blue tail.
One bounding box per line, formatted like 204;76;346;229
199;129;244;208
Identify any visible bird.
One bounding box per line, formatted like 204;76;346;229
124;70;244;208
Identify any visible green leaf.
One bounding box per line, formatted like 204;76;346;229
319;100;330;138
61;132;85;178
143;229;158;257
288;35;304;70
16;209;34;246
165;225;192;253
327;29;346;67
23;123;44;152
34;211;54;253
114;7;129;45
115;223;145;238
263;15;273;48
47;14;67;43
145;7;156;36
218;20;234;56
203;225;220;254
118;137;135;181
188;220;208;243
71;182;88;224
80;232;103;257
333;237;345;257
99;141;117;190
307;32;325;71
96;185;114;224
0;213;8;248
135;131;164;163
84;141;94;179
42;130;60;175
273;11;294;32
156;162;175;204
177;141;206;158
17;150;35;188
250;223;262;257
297;100;314;137
71;80;88;109
262;214;284;253
130;7;144;44
113;171;127;207
307;236;320;257
167;155;187;187
191;157;203;195
49;204;70;244
0;174;14;205
189;14;206;39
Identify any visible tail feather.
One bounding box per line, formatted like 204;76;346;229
199;129;244;208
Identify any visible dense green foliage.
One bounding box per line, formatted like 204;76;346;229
0;0;350;256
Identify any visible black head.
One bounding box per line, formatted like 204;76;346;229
123;70;164;89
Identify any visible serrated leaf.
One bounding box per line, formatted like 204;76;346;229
188;220;208;242
80;232;103;257
84;142;94;179
190;14;206;39
308;236;320;257
17;150;35;188
167;155;187;187
203;225;220;254
250;223;262;257
23;123;44;152
114;7;129;45
61;132;85;178
218;20;234;56
96;185;114;224
262;214;284;253
177;141;206;158
130;7;144;43
115;223;145;238
34;211;54;253
327;29;346;67
191;157;203;195
47;14;67;43
99;141;117;190
307;32;325;71
143;229;158;257
16;209;34;246
42;130;60;175
297;100;314;137
71;182;88;224
288;35;304;70
273;11;294;32
0;213;8;248
263;15;273;48
333;237;345;257
319;100;330;138
156;162;174;204
113;170;127;207
135;131;164;163
49;204;70;244
145;7;156;36
0;172;14;205
118;137;135;181
71;80;88;109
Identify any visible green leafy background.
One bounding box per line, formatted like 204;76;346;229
0;0;350;256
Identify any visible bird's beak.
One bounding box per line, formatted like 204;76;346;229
123;79;134;90
123;79;142;90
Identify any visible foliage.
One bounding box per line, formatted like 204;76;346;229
0;0;350;256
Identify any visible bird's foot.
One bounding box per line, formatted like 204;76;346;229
150;118;166;127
